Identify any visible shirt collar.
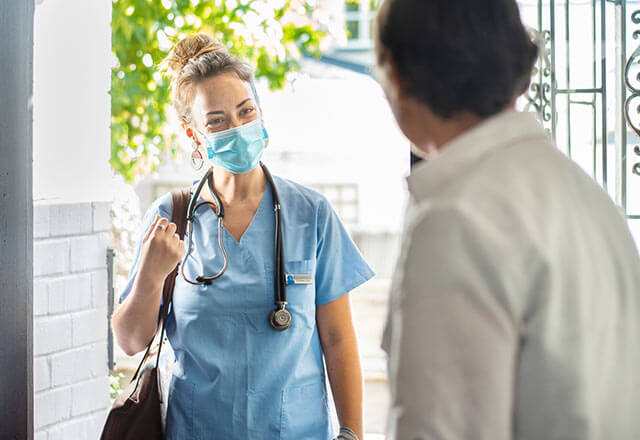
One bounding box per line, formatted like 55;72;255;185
407;110;550;202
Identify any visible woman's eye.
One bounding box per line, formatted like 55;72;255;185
241;107;255;116
206;118;224;127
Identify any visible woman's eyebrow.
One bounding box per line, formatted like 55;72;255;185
236;98;251;108
204;98;251;117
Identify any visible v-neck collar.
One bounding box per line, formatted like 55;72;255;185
225;184;270;245
190;180;271;246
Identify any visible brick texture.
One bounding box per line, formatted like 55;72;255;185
70;233;109;273
50;203;93;237
48;275;92;315
91;270;108;308
35;315;73;356
71;377;111;417
34;356;51;392
51;347;93;387
34;201;112;437
34;203;50;239
92;201;112;233
34;240;69;277
72;308;107;347
34;387;72;430
34;279;49;317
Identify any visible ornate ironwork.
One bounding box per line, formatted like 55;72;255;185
625;9;640;178
525;28;553;129
524;1;638;215
634;146;640;176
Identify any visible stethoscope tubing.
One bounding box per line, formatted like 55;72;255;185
180;215;228;285
179;163;287;306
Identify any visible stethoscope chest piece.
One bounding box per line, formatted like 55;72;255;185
269;307;292;331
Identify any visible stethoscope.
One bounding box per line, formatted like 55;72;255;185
179;162;292;331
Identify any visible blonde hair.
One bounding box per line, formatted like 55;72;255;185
162;33;253;126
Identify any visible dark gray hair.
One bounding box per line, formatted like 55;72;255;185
375;0;538;118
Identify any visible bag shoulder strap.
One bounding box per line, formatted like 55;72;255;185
161;187;191;309
130;187;191;384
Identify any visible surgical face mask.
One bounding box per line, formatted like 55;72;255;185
203;119;268;174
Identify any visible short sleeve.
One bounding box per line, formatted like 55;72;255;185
118;194;173;305
314;197;375;306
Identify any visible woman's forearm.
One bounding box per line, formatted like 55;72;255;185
324;334;364;439
112;215;184;356
111;273;164;356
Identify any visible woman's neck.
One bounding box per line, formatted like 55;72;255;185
205;164;266;205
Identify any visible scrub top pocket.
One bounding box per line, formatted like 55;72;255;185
263;260;316;331
284;259;315;306
280;377;331;440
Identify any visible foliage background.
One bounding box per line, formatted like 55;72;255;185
111;0;341;183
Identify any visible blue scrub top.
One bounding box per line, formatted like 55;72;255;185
119;175;374;439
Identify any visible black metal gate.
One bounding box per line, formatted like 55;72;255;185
521;0;640;221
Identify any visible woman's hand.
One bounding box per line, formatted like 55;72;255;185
334;427;360;440
111;214;185;357
137;215;185;287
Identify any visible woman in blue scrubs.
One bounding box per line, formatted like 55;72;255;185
111;33;374;439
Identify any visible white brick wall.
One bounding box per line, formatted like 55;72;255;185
33;201;112;439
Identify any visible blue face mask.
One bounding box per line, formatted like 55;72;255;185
203;119;268;174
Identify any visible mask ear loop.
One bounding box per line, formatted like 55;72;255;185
249;80;270;145
249;80;261;108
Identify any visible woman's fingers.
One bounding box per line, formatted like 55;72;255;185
150;218;182;249
149;218;182;252
139;217;184;281
143;215;161;242
165;222;177;236
174;235;185;259
153;217;170;235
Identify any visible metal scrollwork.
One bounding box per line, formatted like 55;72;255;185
525;28;553;129
634;146;640;176
624;9;640;177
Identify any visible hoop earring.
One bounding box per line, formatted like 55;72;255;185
190;139;204;171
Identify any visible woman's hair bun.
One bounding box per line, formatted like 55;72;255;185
160;32;254;126
162;33;228;78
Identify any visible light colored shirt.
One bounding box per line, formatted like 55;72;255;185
383;110;640;440
120;175;374;439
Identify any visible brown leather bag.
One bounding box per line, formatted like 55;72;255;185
101;188;191;440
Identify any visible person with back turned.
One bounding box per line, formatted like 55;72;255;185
374;0;640;439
